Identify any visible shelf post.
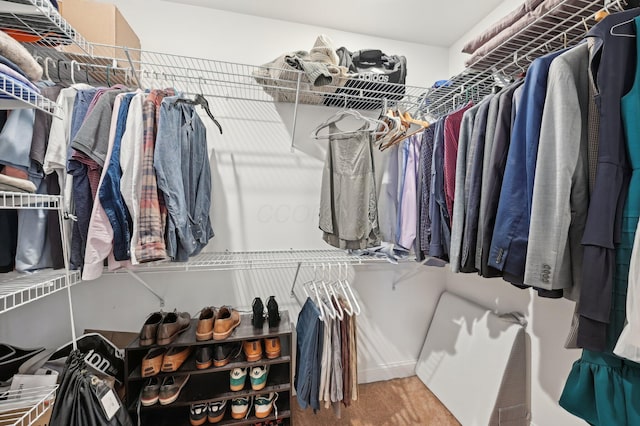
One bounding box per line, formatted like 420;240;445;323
290;73;302;152
57;200;78;350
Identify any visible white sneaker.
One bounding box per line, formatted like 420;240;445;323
254;392;278;419
231;396;251;419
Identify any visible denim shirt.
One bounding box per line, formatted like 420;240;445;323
98;93;135;261
488;50;566;284
154;97;214;261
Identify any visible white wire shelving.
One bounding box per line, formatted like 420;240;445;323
0;192;79;316
0;385;57;426
0;0;94;116
119;249;405;273
422;0;603;118
0;191;61;210
0;268;80;315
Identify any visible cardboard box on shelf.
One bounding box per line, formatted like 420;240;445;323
0;405;52;426
83;329;138;350
58;0;141;69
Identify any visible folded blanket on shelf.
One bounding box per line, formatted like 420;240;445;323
462;0;582;68
462;0;545;54
0;30;42;81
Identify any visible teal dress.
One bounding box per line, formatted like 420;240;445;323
559;16;640;425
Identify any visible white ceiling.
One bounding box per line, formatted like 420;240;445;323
161;0;506;47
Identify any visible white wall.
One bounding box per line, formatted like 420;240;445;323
447;1;585;425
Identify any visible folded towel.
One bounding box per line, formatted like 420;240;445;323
0;30;42;81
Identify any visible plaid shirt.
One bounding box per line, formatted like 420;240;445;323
136;89;174;263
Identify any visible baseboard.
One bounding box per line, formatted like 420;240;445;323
358;360;418;384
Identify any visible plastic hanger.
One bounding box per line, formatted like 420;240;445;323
43;57;53;82
70;60;79;84
312;108;389;139
324;264;344;320
174;93;223;134
342;264;361;316
312;268;326;322
318;265;337;320
610;18;636;37
335;263;355;316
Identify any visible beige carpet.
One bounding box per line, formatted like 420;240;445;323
292;376;461;426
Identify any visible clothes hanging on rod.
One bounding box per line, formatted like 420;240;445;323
295;295;358;416
319;121;380;250
72;88;216;280
415;8;640;425
0;69;218;278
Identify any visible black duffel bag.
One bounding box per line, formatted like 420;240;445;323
325;48;407;109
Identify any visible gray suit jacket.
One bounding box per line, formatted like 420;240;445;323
524;42;590;298
449;103;482;272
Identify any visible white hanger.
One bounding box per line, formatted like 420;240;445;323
70;60;80;84
325;264;344;320
610;18;637;37
318;264;337;320
335;263;355;316
310;265;326;322
342;263;361;316
312;108;389;140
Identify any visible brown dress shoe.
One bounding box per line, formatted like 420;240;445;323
142;347;167;378
264;337;281;359
140;312;164;346
157;311;191;345
195;307;215;341
213;306;241;341
161;346;192;372
242;340;262;362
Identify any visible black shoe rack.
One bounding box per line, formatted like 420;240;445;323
124;311;293;426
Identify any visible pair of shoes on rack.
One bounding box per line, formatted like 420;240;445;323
196;306;242;341
141;374;190;406
232;393;278;420
230;365;269;391
190;400;227;425
252;296;281;329
195;342;242;369
243;337;281;361
142;346;192;377
139;310;191;346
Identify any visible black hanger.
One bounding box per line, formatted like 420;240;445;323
175;94;223;134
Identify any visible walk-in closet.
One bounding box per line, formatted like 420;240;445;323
1;0;639;425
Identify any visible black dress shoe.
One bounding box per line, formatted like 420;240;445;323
267;296;280;328
195;346;213;370
213;342;242;367
252;297;265;328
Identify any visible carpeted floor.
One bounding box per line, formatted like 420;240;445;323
291;376;461;425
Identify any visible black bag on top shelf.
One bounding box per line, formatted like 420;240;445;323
325;48;407;110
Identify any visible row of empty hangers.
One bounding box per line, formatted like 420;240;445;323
293;263;361;322
32;55;136;86
29;54;225;133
